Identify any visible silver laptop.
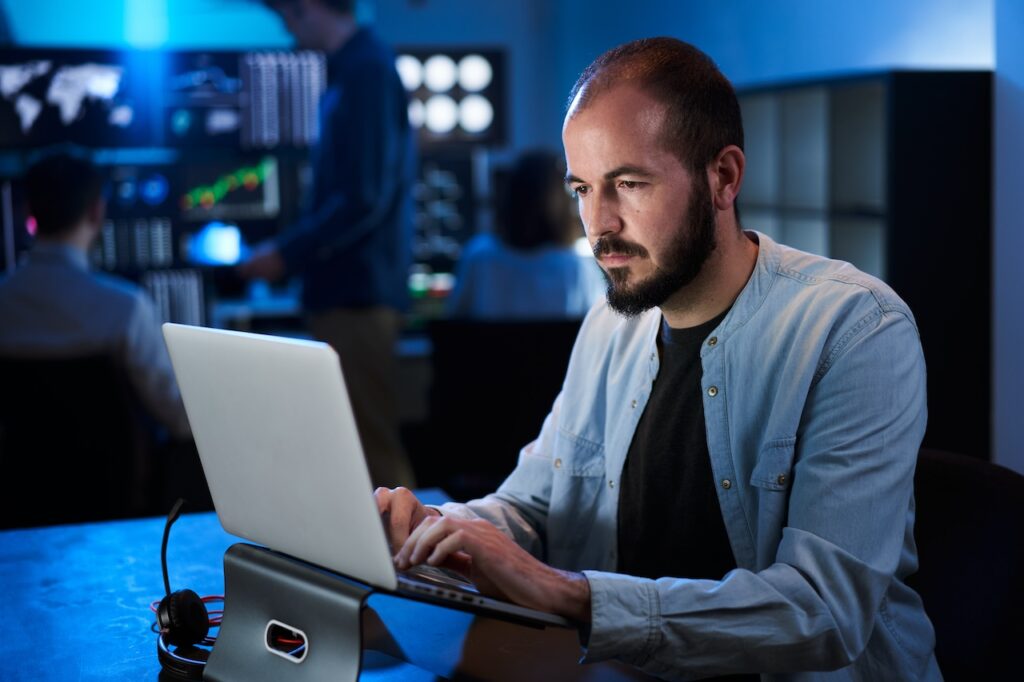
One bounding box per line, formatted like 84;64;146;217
162;323;569;628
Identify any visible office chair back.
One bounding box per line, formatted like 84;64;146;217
910;447;1024;680
0;354;154;528
422;318;582;500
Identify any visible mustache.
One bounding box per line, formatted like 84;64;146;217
592;236;648;260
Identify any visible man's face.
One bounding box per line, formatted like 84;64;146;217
563;84;717;317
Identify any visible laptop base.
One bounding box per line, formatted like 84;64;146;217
205;543;372;682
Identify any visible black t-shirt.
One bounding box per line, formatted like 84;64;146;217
617;311;756;681
617;309;737;581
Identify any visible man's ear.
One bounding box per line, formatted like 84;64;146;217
708;145;745;212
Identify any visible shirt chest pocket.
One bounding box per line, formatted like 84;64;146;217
747;437;796;567
548;430;606;554
750;437;797;491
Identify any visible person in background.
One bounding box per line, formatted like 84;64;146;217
0;150;190;440
377;37;940;680
446;150;605;320
240;0;417;488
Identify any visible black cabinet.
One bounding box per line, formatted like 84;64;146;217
738;71;992;458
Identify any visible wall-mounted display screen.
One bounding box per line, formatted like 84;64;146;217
178;155;280;223
0;48;156;148
0;47;325;150
396;48;505;146
165;50;326;149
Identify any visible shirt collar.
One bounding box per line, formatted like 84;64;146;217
26;241;90;271
713;230;780;339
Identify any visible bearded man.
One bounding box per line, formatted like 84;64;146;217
377;37;939;681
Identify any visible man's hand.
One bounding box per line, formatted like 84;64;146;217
393;514;592;623
374;486;442;553
237;241;285;282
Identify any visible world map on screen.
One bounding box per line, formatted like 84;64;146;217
0;59;134;140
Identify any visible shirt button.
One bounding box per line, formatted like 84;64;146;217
608;479;615;489
631;399;637;409
554;458;562;469
707;386;719;397
649;352;656;362
777;473;787;485
721;479;732;490
707;336;718;347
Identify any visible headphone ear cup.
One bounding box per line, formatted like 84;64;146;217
157;634;208;681
157;589;210;647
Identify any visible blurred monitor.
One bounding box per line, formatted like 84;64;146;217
412;151;475;273
163;51;245;147
0;48;156;148
107;164;175;216
397;48;506;147
0;176;29;273
165;50;326;149
0;47;325;150
177;154;280;224
185;221;248;266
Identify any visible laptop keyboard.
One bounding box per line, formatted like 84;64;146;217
401;564;479;594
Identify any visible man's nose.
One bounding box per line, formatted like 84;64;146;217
584;191;622;238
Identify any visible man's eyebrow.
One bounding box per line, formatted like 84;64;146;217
604;165;655;180
564;165;655;185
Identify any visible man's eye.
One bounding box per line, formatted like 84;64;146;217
618;180;642;190
571;185;589;198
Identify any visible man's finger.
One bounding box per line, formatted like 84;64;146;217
373;487;391;515
398;515;445;568
426;528;468;566
390;493;415;548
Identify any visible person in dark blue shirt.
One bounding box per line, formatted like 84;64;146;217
241;0;417;488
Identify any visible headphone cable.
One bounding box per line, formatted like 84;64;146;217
161;498;187;597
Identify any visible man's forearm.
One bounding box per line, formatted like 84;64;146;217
548;568;592;623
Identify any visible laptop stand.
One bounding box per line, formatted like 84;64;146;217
204;543;375;682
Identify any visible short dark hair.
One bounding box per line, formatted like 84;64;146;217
496;150;573;251
568;37;743;173
24;151;104;237
264;0;354;14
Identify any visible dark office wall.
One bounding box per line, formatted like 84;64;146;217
549;0;993;93
994;0;1024;475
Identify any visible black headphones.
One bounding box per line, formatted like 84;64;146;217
156;499;211;681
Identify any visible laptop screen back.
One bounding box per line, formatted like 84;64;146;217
162;323;398;591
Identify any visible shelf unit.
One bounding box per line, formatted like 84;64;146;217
738;71;992;458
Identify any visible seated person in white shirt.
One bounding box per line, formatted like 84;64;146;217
445;150;605;319
0;151;190;439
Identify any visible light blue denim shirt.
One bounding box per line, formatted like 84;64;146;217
439;232;940;681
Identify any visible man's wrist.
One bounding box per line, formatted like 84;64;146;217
552;569;591;623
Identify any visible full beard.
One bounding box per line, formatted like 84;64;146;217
594;174;718;318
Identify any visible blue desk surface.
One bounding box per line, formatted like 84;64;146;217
0;491;445;681
0;491;651;681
